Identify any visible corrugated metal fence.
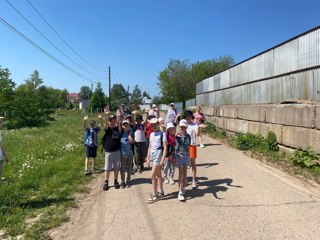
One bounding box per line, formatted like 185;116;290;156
196;26;320;105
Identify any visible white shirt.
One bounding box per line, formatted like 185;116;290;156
187;122;198;146
148;109;159;118
150;131;167;151
166;109;176;123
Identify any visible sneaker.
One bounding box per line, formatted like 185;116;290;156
120;182;126;189
114;180;120;189
182;187;186;196
84;170;90;175
178;193;185;201
103;181;109;191
200;144;205;148
169;178;175;185
147;194;158;204
192;181;198;190
126;180;132;188
164;178;169;184
91;166;96;173
157;191;165;198
185;180;189;186
138;167;142;174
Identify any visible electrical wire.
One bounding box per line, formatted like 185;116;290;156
26;0;106;72
0;15;99;84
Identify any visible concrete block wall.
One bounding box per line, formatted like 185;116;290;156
202;104;320;153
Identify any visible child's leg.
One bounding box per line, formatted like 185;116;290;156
162;158;169;180
156;167;163;193
169;160;175;179
127;154;133;182
183;166;187;187
178;167;184;193
92;157;96;169
150;165;158;195
120;155;126;183
190;158;197;182
85;157;89;171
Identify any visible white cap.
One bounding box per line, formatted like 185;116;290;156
167;122;175;129
122;120;130;125
170;103;175;106
158;117;164;123
179;119;188;127
152;104;157;108
149;118;159;124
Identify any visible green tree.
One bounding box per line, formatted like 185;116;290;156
142;91;150;98
79;86;92;100
0;66;16;117
25;70;43;89
110;83;128;110
89;82;105;110
131;84;143;107
151;96;162;105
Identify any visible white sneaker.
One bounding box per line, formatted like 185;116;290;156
169;178;175;185
178;193;185;201
164;178;169;184
192;181;198;189
200;144;205;148
147;194;158;204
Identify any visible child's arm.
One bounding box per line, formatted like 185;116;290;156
97;114;102;128
160;140;168;167
146;135;152;167
104;107;110;129
83;115;88;130
116;110;122;132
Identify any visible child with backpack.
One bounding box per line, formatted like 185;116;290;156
146;118;168;203
175;119;191;201
102;109;122;191
120;119;135;188
132;114;147;174
162;122;176;185
83;115;102;175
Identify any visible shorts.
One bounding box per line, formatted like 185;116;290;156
176;152;190;168
189;145;197;159
105;150;121;171
150;149;163;166
86;145;97;158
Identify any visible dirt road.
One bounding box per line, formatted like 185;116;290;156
50;135;320;240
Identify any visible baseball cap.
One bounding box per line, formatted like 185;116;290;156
167;122;175;129
149;118;159;124
89;120;96;125
122;120;130;125
179;119;188;127
169;103;175;106
158;117;164;123
152;104;157;108
125;114;132;119
109;115;116;121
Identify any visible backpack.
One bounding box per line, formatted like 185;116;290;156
84;128;91;146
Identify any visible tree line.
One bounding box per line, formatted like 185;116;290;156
0;66;68;129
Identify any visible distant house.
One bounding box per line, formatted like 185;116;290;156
139;97;152;110
68;93;81;104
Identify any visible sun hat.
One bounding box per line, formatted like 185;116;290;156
179;119;188;127
167;122;175;129
152;104;157;108
158;117;164;123
135;114;143;121
149;118;159;124
169;103;175;106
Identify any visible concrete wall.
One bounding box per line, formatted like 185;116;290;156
202;104;320;153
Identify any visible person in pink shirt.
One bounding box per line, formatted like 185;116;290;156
193;106;206;148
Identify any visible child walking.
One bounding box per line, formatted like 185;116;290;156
162;122;176;185
175;120;191;201
146;118;168;203
83;115;102;175
120;119;135;188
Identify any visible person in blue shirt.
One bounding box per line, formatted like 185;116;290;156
120;119;135;188
83;115;102;175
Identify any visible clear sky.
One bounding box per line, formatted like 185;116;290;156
0;0;319;97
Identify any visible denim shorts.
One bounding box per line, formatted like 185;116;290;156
150;149;163;166
176;152;190;168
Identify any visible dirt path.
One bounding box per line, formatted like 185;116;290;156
50;135;320;240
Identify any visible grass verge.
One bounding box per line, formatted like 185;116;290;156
0;110;103;239
203;122;320;184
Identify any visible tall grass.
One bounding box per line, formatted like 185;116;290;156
0;110;102;239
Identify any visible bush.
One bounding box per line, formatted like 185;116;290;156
233;132;264;150
289;147;320;168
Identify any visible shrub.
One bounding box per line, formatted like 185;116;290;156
289;147;320;168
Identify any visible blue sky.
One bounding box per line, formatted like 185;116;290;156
0;0;319;97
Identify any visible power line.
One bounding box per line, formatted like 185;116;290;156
26;0;106;72
4;0;106;80
0;15;99;84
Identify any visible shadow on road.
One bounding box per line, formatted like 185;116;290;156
201;143;222;147
196;162;219;168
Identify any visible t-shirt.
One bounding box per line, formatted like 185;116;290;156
187;122;198;146
134;124;146;142
175;134;191;153
103;126;121;152
150;131;167;151
193;112;205;126
121;130;133;156
145;122;153;139
166;109;177;124
148;110;159;118
167;133;176;157
85;127;100;147
0;132;3;161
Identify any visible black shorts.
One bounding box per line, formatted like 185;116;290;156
86;145;98;158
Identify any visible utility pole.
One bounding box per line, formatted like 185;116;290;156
108;66;111;110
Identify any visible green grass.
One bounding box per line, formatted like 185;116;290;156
0;110;103;239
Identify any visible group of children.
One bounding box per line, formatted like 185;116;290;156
83;104;206;203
